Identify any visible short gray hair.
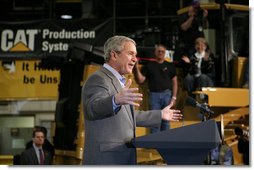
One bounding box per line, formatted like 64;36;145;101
104;35;136;62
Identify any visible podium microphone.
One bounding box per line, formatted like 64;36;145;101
186;96;214;115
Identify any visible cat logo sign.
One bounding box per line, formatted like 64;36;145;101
9;41;30;52
1;29;38;52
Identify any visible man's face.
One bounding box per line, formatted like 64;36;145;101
155;46;166;61
189;6;200;16
33;132;45;147
113;41;137;75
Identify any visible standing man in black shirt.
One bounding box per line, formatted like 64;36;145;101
134;44;178;133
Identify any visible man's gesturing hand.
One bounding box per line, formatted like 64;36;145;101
114;79;143;107
161;104;182;121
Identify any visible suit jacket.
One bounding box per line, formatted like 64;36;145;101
20;147;52;165
82;66;161;165
26;139;55;157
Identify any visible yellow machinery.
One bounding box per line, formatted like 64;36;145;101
175;2;249;164
53;62;249;165
0;155;13;165
195;87;249;165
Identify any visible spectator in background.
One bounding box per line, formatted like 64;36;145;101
180;37;215;97
20;128;53;165
26;126;55;158
134;44;178;133
179;0;209;57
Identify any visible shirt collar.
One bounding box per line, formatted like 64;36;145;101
195;51;205;59
103;63;125;87
33;143;43;151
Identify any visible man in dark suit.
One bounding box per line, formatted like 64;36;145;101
20;128;52;165
25;126;55;157
82;35;182;165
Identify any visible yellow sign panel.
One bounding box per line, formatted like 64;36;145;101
0;60;60;100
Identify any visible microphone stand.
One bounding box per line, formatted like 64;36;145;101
200;103;212;122
199;102;212;165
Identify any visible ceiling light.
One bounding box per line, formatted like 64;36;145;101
60;14;72;19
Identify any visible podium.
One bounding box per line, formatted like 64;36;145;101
132;120;221;165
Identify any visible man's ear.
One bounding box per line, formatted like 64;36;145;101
111;51;118;61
